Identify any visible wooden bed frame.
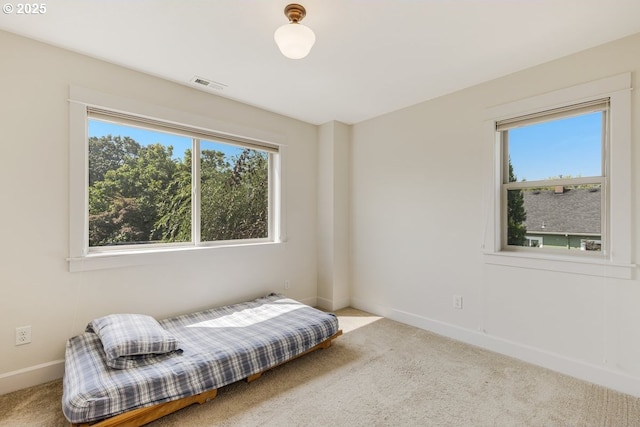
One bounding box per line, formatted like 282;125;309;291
71;330;342;427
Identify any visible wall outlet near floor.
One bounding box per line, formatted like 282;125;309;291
284;280;291;290
453;295;463;309
15;325;32;345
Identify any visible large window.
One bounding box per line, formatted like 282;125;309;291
483;74;633;278
87;111;273;250
498;100;607;255
68;87;285;271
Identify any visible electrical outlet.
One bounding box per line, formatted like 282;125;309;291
453;295;463;310
284;280;290;290
15;326;32;346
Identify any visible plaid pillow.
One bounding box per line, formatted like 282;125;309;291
86;314;181;369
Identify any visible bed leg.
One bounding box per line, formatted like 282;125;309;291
246;372;263;382
318;340;332;349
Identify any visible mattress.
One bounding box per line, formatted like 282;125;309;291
62;293;339;424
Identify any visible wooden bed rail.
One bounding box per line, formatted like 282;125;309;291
72;388;218;427
70;330;342;427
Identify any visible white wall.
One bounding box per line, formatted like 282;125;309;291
0;30;318;394
349;32;640;397
317;121;350;310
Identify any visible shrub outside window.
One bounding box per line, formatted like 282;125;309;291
87;108;276;252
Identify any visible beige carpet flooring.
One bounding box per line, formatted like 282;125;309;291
1;307;639;426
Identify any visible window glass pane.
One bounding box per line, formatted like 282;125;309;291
507;184;601;251
508;112;602;182
200;140;269;242
88;119;192;247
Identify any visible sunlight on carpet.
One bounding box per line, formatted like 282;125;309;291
335;307;382;334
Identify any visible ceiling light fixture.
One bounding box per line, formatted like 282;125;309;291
274;3;316;59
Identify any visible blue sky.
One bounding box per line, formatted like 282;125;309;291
88;120;244;160
90;114;601;182
508;112;602;182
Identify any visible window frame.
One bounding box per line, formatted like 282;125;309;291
482;73;634;279
68;86;287;272
499;101;608;257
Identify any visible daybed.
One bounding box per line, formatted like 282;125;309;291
62;293;341;426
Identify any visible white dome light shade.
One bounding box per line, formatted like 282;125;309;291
274;22;316;59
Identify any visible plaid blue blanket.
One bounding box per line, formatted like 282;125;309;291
62;294;339;424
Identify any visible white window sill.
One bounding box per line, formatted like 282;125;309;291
68;241;285;272
483;251;635;280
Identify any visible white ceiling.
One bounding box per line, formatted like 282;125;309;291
2;1;640;125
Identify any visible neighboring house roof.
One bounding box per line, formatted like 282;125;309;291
522;187;601;235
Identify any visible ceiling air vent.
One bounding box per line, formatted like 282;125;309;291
190;76;227;91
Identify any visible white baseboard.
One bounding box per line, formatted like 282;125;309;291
0;360;64;395
315;296;333;310
316;296;350;311
350;297;640;398
333;297;351;311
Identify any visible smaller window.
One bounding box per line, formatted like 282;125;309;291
499;100;607;256
483;73;633;279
